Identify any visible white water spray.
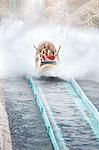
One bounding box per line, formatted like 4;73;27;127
0;0;99;81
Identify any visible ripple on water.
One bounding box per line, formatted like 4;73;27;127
35;77;99;150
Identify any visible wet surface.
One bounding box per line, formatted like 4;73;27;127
35;76;99;150
3;77;53;150
77;80;99;111
3;76;99;150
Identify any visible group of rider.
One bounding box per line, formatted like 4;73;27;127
34;41;61;62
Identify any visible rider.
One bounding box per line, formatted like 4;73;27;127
46;51;56;60
41;48;49;61
41;48;56;61
34;41;61;61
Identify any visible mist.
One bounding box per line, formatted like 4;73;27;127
0;1;99;81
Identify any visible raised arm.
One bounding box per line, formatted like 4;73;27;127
34;45;41;55
34;45;38;51
55;45;61;56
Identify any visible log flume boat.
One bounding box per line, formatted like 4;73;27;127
34;41;61;76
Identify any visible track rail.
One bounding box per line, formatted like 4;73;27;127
67;79;99;139
27;76;69;150
27;75;99;149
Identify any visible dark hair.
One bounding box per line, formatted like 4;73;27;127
50;51;54;55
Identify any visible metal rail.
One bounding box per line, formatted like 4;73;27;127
66;79;99;139
27;75;69;150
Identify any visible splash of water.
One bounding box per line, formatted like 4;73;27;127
0;0;99;81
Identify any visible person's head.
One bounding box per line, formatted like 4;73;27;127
42;48;48;55
49;51;54;56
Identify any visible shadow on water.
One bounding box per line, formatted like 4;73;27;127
33;75;66;83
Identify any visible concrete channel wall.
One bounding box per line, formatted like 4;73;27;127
0;81;12;150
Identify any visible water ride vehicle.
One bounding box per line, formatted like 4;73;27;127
34;41;61;75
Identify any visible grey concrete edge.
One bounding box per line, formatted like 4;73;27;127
0;81;12;150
